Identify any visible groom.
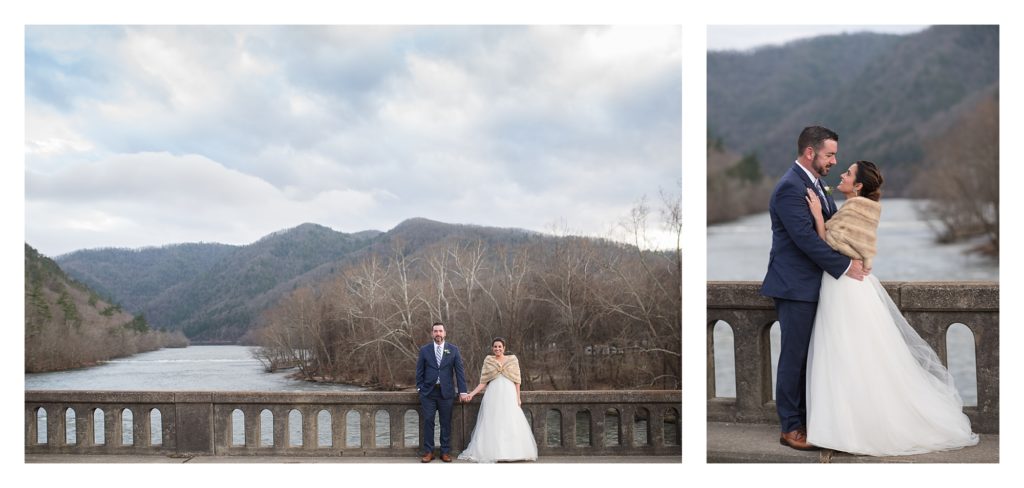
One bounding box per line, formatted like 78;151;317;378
415;321;468;462
761;125;868;450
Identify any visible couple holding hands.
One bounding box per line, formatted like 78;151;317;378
415;322;537;463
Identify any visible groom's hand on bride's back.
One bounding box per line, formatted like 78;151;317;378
846;259;868;281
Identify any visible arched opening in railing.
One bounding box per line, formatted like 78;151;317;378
35;405;47;444
259;409;274;447
93;408;105;445
288;409;303;447
663;407;680;446
317;410;332;448
575;410;592;447
121;409;134;446
946;323;979;407
633;407;650;446
711;320;736;398
768;321;781;400
375;410;390;448
545;409;562;447
404;410;419;448
35;407;47;444
150;408;162;446
65;407;77;445
346;410;361;447
231;409;245;446
604;408;621;446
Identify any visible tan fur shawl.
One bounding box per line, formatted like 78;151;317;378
478;355;522;385
825;196;882;269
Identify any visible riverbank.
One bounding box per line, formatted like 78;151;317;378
26;333;190;375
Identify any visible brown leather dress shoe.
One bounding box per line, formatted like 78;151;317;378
440;453;453;462
779;429;817;451
421;452;434;462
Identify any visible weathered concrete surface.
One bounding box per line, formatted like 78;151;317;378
707;422;998;463
707;281;1000;434
25;454;680;463
27;390;681;458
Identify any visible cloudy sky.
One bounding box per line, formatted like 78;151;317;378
707;25;928;51
25;26;681;256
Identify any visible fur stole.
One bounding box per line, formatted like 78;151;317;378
825;196;882;269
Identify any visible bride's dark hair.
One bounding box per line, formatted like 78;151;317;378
854;160;883;201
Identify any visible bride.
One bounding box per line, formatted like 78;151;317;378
804;160;979;456
458;338;538;462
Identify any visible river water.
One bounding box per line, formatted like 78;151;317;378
708;199;996;404
24;345;364;392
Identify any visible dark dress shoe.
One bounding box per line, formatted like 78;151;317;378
780;429;817;451
440;453;453;462
421;452;434;462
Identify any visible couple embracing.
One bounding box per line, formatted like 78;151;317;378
415;321;537;463
763;126;979;456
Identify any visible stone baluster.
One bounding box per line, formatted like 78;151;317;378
360;407;373;449
332;407;348;449
301;407;317;450
77;406;93;447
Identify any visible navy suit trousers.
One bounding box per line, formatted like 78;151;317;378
420;384;454;454
774;298;818;433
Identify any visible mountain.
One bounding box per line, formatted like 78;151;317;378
54;219;550;343
57;223;381;342
57;242;237;313
708;25;998;193
25;244;187;372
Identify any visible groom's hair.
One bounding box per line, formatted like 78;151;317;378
797;126;839;155
431;321;444;329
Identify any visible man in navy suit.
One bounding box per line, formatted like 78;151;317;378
415;321;468;462
761;126;868;450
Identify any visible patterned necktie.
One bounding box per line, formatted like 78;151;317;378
816;180;831;215
435;345;443;366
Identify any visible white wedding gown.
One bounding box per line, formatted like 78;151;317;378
806;272;979;456
458;375;538;462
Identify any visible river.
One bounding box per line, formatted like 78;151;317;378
708;199;996;404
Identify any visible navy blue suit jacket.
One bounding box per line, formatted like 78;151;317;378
761;164;851;302
415;342;468;400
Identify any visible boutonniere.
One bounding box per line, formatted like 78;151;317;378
823;185;833;196
444;348;451;355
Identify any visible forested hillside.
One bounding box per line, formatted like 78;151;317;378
25;244;187;372
58;224;381;342
708;25;998;195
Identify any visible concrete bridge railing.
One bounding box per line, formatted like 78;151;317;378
25;390;680;457
707;281;998;434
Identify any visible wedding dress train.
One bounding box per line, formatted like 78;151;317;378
806;272;979;456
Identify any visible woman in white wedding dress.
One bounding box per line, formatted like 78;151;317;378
458;338;538;462
804;160;979;456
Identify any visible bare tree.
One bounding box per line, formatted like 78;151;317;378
916;90;999;254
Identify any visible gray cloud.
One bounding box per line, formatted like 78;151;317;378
26;26;681;256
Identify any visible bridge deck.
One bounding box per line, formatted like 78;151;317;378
25;454;679;463
708;422;998;463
